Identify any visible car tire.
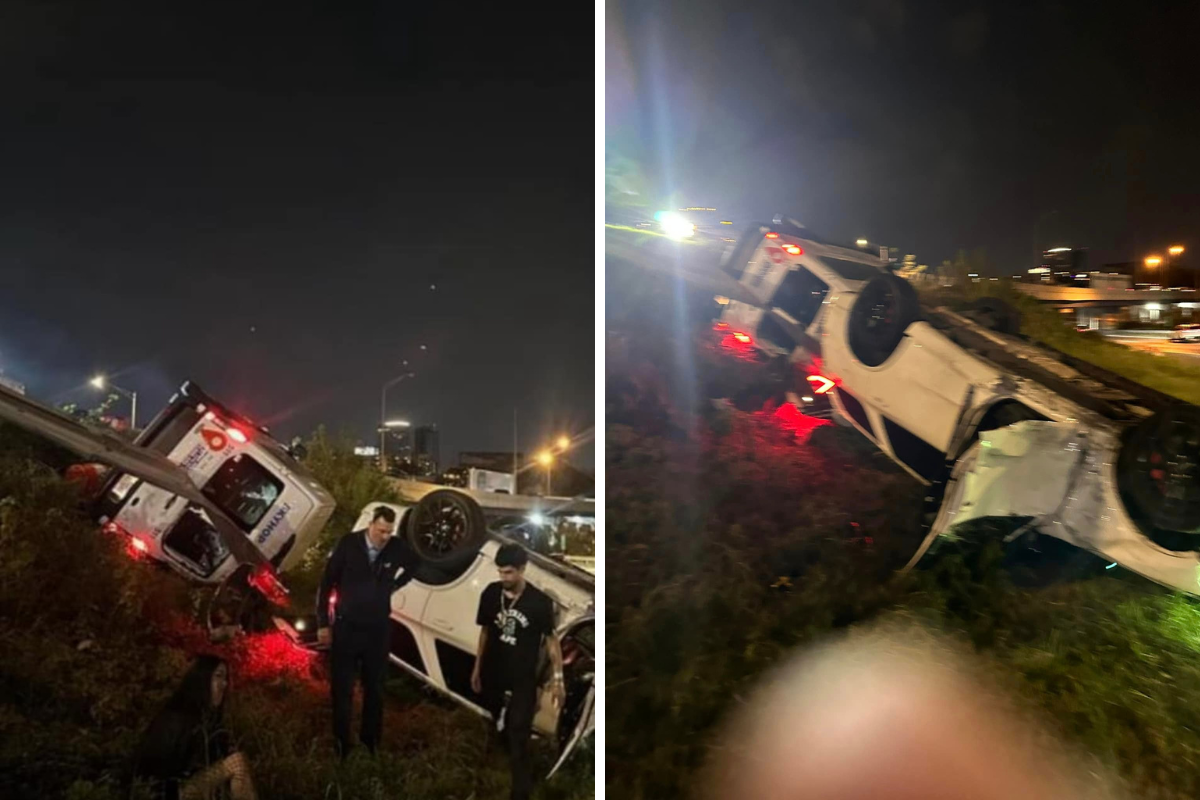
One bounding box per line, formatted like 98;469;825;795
847;274;920;367
406;489;489;565
1117;405;1200;545
966;297;1023;336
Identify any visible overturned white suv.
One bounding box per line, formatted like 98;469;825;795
275;484;596;779
713;223;1200;596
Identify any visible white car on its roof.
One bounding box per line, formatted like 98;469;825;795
708;221;1200;598
816;270;1200;596
277;486;596;779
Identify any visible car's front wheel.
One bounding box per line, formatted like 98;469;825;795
406;489;488;565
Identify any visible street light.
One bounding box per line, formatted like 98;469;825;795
556;435;570;451
1145;256;1162;267
1169;246;1185;257
380;372;415;471
536;449;554;496
89;375;137;430
855;238;868;248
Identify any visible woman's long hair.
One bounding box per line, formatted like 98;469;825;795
133;655;228;783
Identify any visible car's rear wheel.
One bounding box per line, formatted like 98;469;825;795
1117;406;1200;550
406;489;488;565
847;274;920;367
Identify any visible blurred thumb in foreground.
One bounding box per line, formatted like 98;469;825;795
702;621;1124;800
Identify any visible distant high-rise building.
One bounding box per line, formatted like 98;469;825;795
414;424;440;477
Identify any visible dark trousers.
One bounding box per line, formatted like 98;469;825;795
330;620;389;757
485;677;539;800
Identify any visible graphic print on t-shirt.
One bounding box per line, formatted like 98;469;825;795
496;607;530;645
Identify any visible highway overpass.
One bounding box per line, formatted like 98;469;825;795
1011;282;1199;327
1012;283;1199;308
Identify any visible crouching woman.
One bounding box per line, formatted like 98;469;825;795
131;655;258;800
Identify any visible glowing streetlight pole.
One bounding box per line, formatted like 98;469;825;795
90;375;137;430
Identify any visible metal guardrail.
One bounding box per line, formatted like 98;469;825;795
563;556;595;574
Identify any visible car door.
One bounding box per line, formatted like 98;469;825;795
418;544;495;710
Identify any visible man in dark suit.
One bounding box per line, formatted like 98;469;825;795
316;505;419;758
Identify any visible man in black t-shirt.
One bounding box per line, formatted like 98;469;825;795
472;543;564;800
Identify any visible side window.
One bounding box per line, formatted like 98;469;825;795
757;314;797;351
882;418;945;482
435;640;481;701
201;454;284;532
390;619;427;675
837;388;873;437
773;268;830;328
163;504;230;577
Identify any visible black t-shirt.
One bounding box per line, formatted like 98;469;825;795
476;581;555;690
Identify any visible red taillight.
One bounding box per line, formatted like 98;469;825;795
714;321;730;330
227;427;248;444
806;375;835;394
765;232;779;239
105;520;149;558
732;331;752;344
783;244;804;255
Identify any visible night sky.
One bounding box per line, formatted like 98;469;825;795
607;1;1200;274
0;1;594;469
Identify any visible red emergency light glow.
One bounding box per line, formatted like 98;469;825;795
130;537;148;552
783;244;804;255
764;232;779;239
732;331;752;343
227;428;248;444
806;375;835;394
248;564;291;608
773;402;832;441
